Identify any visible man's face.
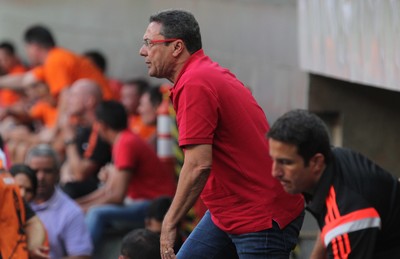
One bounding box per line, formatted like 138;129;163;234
139;22;175;79
269;139;319;194
138;93;157;125
25;43;41;66
121;84;141;114
67;84;86;115
28;156;58;202
0;49;13;72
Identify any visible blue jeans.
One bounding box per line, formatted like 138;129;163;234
85;200;151;248
177;210;304;259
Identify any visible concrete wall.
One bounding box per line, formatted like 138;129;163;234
0;0;308;123
309;74;400;176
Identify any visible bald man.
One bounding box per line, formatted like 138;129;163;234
60;79;112;199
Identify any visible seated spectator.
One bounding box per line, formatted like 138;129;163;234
27;144;93;259
119;229;162;259
60;79;111;199
9;163;51;258
4;82;57;163
77;101;176;250
0;41;26;107
121;78;157;142
10;163;38;202
137;86;163;150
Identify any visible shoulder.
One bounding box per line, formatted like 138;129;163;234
46;48;76;64
56;189;85;216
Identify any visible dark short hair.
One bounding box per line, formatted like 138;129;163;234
0;41;15;56
10;164;38;197
120;229;161;259
83;50;107;73
124;78;150;96
95;100;128;131
146;86;162;108
267;109;332;165
24;25;56;48
150;9;202;54
146;196;172;221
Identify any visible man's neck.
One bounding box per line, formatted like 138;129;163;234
169;51;192;83
33;188;56;205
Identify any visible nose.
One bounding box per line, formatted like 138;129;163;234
271;161;282;179
139;45;147;57
36;170;45;181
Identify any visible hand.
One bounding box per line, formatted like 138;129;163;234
62;123;76;143
98;163;114;184
29;246;50;259
160;222;177;259
60;162;74;184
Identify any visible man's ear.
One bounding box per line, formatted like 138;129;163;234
310;153;325;173
172;40;185;57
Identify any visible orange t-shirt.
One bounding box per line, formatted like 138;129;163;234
29;100;58;128
31;47;113;99
0;64;27;107
129;115;156;140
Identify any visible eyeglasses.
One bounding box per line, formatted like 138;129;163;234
142;38;180;48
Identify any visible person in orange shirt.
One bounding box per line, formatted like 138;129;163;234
0;25;112;100
0;41;26;107
3;82;58;163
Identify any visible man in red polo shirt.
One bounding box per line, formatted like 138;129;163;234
139;9;304;259
78;100;176;251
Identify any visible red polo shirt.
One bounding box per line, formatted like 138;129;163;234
170;49;304;234
113;129;176;200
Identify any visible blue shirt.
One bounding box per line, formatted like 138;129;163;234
31;187;93;258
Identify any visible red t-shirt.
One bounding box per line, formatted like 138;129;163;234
171;49;304;234
113;129;176;200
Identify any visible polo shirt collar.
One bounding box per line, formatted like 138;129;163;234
173;49;205;87
30;186;59;211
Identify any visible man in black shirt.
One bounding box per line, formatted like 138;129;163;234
268;109;400;259
60;79;111;199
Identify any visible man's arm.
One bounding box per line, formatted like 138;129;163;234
310;234;327;259
25;215;50;259
77;164;131;211
160;144;212;258
61;145;99;183
0;71;37;90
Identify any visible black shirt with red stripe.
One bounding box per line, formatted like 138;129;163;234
306;148;400;259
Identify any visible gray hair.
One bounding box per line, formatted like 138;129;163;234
25;144;61;171
150;9;202;54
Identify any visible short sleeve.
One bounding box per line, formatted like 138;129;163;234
31;66;45;81
113;135;137;171
29;102;45;121
175;83;218;147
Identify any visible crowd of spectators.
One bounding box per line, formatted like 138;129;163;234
0;24;178;258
